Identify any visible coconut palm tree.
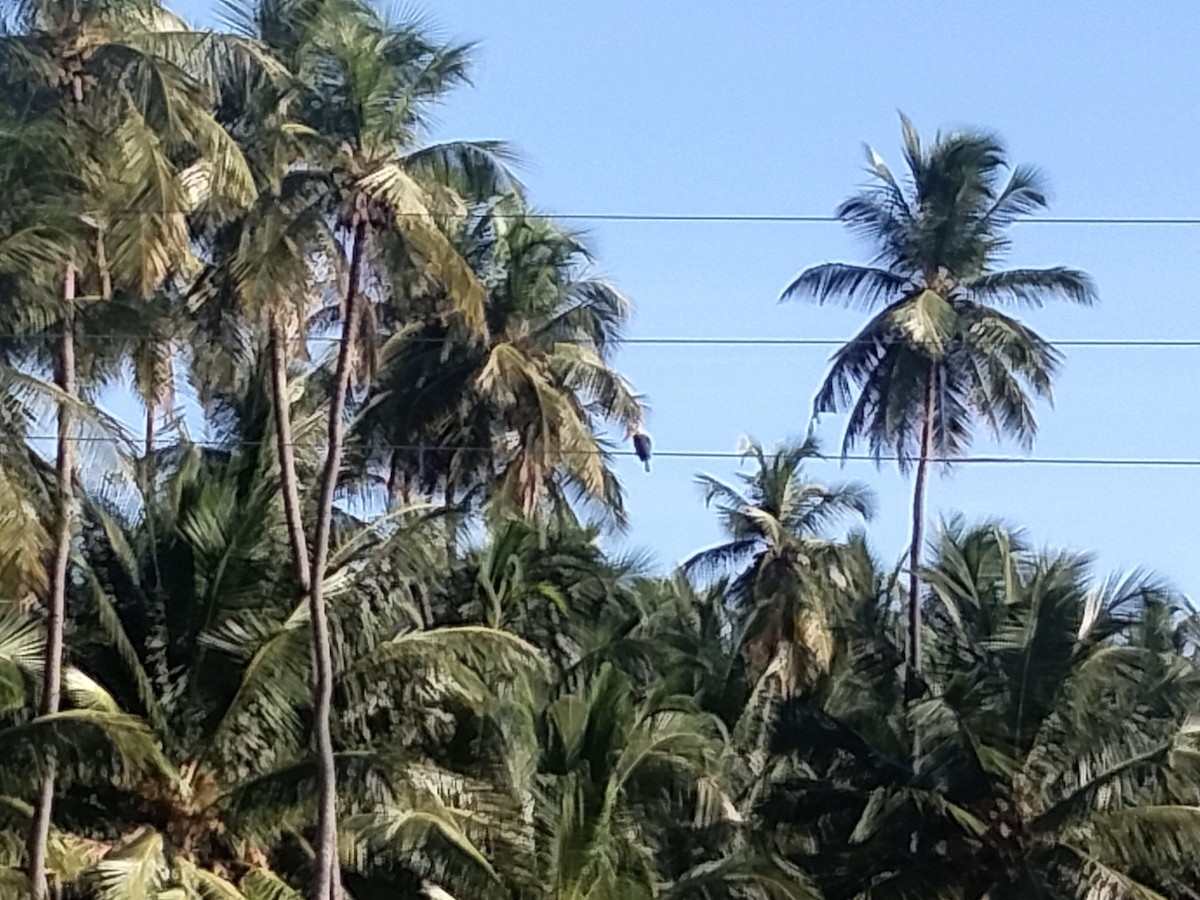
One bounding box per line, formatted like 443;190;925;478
43;400;542;900
0;0;270;889
453;513;665;688
275;10;517;894
685;437;875;695
190;0;351;595
0;109;77;610
762;522;1200;900
782;116;1096;695
452;661;816;900
190;144;332;595
355;199;644;524
192;196;331;598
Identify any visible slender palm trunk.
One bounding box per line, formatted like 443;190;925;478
26;269;76;900
907;365;937;700
271;317;323;886
386;454;400;508
270;315;311;593
307;220;367;900
444;477;457;560
144;404;156;459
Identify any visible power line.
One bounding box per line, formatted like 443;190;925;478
59;209;1200;225
500;214;1200;226
3;332;1200;349
25;433;1200;468
610;337;1200;349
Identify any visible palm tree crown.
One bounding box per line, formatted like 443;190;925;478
784;115;1096;464
356;198;644;521
686;437;875;692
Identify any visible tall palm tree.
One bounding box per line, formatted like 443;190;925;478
267;7;517;896
9;410;531;899
685;437;874;694
0;108;74;609
191;159;331;596
782;116;1095;695
195;0;347;595
0;0;264;891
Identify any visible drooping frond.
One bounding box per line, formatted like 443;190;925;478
963;266;1097;308
781;263;909;311
0;710;174;791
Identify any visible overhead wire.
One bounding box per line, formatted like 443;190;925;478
21;432;1200;469
51;208;1200;225
0;332;1199;348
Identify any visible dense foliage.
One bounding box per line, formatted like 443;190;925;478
0;1;1194;899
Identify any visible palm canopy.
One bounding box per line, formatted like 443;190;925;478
685;437;875;691
686;437;875;580
448;661;815;900
783;116;1096;466
354;197;644;522
0;0;265;273
16;414;543;898
764;521;1200;900
0;0;275;453
290;0;519;339
201;0;521;399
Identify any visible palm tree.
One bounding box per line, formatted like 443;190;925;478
782;116;1096;695
0;108;76;610
685;437;875;694
0;412;512;898
193;0;351;595
190;145;332;596
763;521;1200;900
356;199;644;523
457;514;659;684
0;1;265;890
32;437;301;895
279;10;516;895
455;662;815;900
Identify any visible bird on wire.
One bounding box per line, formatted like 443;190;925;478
632;431;652;472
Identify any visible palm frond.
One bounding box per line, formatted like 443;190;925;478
84;830;169;900
963;267;1097;308
360;162;486;333
0;709;174;789
665;855;820;900
781;263;909;311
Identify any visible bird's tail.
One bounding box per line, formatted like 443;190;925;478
643;460;651;473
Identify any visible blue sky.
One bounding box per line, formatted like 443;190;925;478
173;0;1200;594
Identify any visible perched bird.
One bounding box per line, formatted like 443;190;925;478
632;431;652;472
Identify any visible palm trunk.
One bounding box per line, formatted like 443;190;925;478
906;365;937;702
444;477;457;560
271;317;323;896
144;404;156;459
386;454;400;508
26;269;76;900
307;220;366;900
270;315;310;593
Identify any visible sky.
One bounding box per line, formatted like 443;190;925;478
170;0;1200;595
